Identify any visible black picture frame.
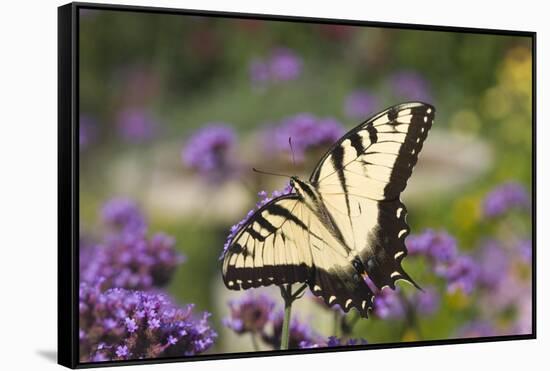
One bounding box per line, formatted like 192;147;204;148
58;2;537;369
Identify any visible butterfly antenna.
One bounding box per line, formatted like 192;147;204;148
252;168;291;178
288;137;296;166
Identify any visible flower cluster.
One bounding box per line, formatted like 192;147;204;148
407;229;458;263
182;123;237;181
101;197;147;234
262;311;321;350
399;181;532;337
116;107;157;143
79;281;216;362
223;292;323;350
263;113;345;162
250;48;302;86
222;293;276;334
80;232;185;290
407;229;478;294
344;90;378;120
81;199;184;290
79;198;213;362
482;182;530;217
373;286;439;319
221;184;293;259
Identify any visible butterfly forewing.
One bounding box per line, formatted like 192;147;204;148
311;102;434;294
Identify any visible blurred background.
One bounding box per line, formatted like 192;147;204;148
78;8;533;362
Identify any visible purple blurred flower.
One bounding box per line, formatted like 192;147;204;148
477;240;509;289
264;113;345;162
249;59;270;84
221;184;293;259
79;282;216;361
80;114;97;150
116;108;157;143
182;123;237;181
373;286;439;319
269;48;303;82
373;287;405;319
300;336;368;349
389;71;431;101
344;90;378;120
223;293;276;334
80;231;184;290
101;197;147;234
438;255;479;294
413;287;439;315
249;47;302;86
456;321;495;338
262;311;320;350
482;182;530;218
406;229;458;264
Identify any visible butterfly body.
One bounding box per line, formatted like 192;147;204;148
222;102;435;317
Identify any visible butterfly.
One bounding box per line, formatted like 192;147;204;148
222;102;435;317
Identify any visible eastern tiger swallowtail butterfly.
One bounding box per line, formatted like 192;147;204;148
222;102;435;318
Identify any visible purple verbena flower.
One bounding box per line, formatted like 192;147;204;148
482;182;530;218
249;47;302;87
262;311;320;350
264;113;345;162
373;287;405;319
221;184;293;259
269;48;303;82
374;286;438;319
182;123;237;181
344;90;378;120
477;240;509;289
223;292;276;334
101;197;147;234
80;231;184;291
115;345;129;359
116;108;157;143
406;229;458;264
79;282;216;361
389;71;432;101
412;286;439;315
438;255;479;294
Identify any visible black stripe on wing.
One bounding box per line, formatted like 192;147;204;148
222;194;314;290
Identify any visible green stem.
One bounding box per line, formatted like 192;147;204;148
279;283;307;351
280;296;293;350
